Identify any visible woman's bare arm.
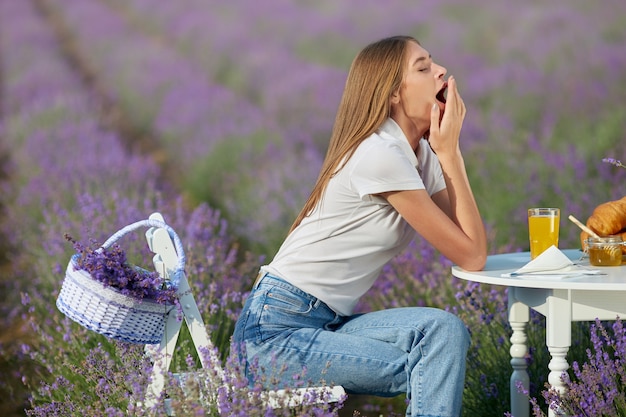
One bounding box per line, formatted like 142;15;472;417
383;76;487;270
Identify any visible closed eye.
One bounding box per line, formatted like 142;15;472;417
412;54;432;72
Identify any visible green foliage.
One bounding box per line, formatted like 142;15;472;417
3;0;626;415
183;130;297;254
295;35;360;69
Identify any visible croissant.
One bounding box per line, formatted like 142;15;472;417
580;196;626;254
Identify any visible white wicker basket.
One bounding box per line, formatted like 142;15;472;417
56;219;185;344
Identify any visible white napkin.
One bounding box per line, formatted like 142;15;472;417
501;245;603;279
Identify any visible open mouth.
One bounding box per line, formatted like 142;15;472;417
436;82;448;104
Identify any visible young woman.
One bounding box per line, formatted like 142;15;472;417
233;35;487;417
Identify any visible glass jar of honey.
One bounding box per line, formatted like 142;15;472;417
585;236;624;266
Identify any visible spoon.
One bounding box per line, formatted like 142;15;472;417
568;214;601;239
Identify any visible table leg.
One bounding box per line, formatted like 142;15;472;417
546;346;569;417
509;287;530;417
546;290;571;417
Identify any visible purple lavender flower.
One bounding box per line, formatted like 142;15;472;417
603;157;625;169
3;0;626;415
65;234;177;304
531;318;626;416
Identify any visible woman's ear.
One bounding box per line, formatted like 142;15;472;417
390;88;400;105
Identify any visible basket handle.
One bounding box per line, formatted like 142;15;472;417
99;219;186;288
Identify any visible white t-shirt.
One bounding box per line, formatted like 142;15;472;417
262;118;446;316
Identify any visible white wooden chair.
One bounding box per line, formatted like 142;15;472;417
142;212;346;414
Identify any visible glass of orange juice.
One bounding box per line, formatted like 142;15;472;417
528;208;560;259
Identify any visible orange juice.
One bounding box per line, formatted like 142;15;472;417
528;209;560;259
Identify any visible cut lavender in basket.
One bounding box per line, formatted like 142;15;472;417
64;234;177;304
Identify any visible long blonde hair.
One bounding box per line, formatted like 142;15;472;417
289;35;417;232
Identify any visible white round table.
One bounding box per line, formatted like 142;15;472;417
451;249;626;417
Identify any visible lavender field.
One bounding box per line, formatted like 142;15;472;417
1;0;625;416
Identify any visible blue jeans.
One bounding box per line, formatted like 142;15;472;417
232;273;470;417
